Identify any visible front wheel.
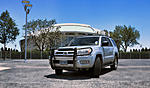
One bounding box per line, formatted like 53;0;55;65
110;56;118;70
90;57;102;78
55;69;63;75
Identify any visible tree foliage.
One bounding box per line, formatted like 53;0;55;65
110;25;140;52
0;10;19;45
23;19;64;51
109;26;122;51
0;10;19;59
46;27;63;50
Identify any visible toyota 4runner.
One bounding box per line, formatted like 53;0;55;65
49;36;119;77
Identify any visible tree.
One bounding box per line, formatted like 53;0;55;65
148;48;150;52
46;27;64;50
5;47;7;51
110;25;140;52
103;29;109;36
109;26;122;50
1;47;4;51
0;10;19;60
145;47;148;52
23;19;63;59
141;48;144;52
8;48;10;51
138;49;140;52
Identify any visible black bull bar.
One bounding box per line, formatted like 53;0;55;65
50;48;77;69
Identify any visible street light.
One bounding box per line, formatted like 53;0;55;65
22;0;32;62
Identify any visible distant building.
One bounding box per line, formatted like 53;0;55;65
20;23;105;51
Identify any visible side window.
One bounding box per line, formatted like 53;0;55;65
106;38;113;46
101;37;106;44
111;39;117;46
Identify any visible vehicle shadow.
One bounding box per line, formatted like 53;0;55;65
44;68;113;80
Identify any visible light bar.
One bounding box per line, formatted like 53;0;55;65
25;4;32;7
22;1;30;4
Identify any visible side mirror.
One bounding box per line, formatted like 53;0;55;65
95;41;99;45
102;41;109;46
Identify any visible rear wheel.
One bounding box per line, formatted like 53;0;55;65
110;56;118;70
55;69;63;75
90;57;102;78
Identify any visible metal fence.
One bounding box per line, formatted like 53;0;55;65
0;51;150;59
0;51;50;59
119;52;150;59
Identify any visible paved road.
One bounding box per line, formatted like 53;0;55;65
0;59;150;88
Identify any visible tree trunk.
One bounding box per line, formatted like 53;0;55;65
124;46;128;52
3;43;6;60
124;42;128;52
40;50;42;59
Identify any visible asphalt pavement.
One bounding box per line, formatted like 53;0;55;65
0;59;150;88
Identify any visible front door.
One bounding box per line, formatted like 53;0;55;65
101;37;114;63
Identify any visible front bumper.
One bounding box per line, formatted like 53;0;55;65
50;55;94;70
49;48;94;70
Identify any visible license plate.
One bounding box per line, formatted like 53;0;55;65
60;60;67;65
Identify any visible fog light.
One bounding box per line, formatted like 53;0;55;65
80;60;90;64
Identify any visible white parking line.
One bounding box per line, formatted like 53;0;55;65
0;67;11;71
119;66;150;68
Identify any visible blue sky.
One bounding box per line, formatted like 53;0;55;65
0;0;150;51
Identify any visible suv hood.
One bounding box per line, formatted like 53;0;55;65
58;46;98;49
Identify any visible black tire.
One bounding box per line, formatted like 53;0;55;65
55;69;62;75
110;56;118;70
50;57;54;69
90;57;102;78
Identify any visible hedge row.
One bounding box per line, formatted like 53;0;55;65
0;51;150;59
0;51;50;59
119;52;150;59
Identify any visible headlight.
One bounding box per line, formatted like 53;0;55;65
77;48;92;56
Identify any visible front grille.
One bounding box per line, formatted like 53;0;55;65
55;51;74;55
55;55;73;57
55;48;75;56
58;48;74;51
55;48;74;60
68;52;74;54
56;52;63;54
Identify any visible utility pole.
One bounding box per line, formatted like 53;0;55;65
22;0;32;62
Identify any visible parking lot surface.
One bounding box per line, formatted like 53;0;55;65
0;59;150;88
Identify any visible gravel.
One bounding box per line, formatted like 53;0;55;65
0;59;150;88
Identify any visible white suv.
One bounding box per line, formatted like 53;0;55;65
49;36;119;77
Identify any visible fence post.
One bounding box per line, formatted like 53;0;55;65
139;52;141;59
130;53;131;59
120;52;121;59
138;52;140;59
30;50;32;59
20;52;21;59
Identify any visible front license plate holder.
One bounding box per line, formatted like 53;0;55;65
60;60;67;65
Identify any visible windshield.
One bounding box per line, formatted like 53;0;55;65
68;37;99;46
